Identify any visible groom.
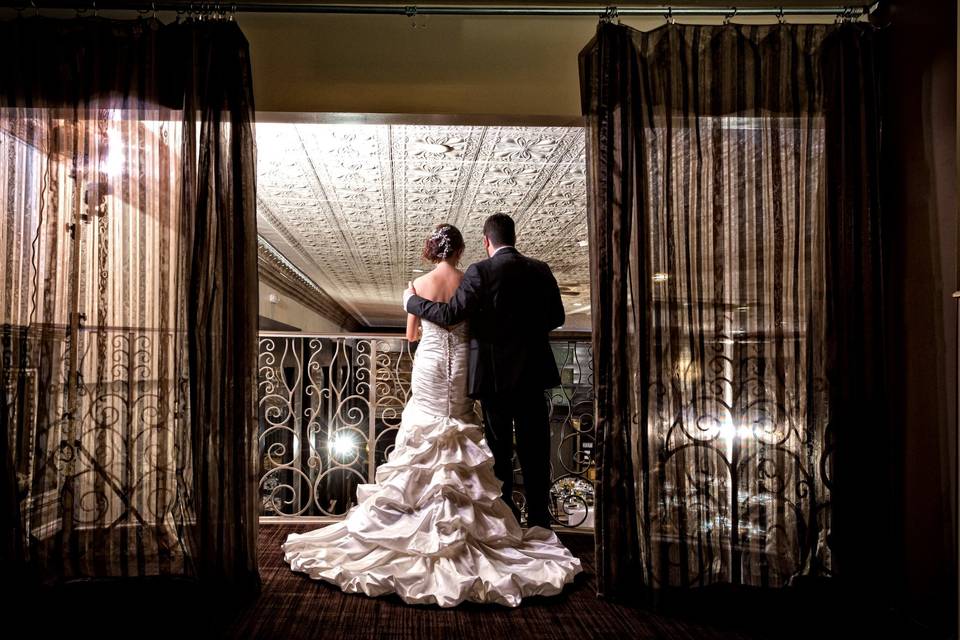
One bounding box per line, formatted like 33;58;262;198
403;213;565;529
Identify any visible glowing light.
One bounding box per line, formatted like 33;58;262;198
719;419;754;443
102;130;125;177
329;432;358;460
652;272;670;283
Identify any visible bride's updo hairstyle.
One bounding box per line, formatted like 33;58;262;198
422;223;465;263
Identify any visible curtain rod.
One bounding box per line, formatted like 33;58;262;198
3;2;877;18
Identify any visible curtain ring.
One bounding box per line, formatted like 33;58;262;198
406;6;423;29
92;1;98;17
777;7;785;24
230;3;237;20
31;0;38;16
152;2;158;19
602;6;619;24
723;7;737;25
665;7;676;25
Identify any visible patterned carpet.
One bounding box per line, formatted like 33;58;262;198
222;524;757;640
22;524;921;639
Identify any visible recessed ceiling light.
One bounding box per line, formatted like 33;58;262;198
416;142;453;154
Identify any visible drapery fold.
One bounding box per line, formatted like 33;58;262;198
819;23;887;592
0;16;259;590
581;21;883;600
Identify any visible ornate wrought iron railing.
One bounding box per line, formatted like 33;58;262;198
257;332;596;529
3;324;189;576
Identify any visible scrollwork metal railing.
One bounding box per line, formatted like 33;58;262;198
257;332;596;529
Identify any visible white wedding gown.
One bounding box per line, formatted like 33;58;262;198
282;319;582;607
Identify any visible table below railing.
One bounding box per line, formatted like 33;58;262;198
257;332;595;530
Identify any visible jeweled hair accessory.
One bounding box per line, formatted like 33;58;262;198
430;225;453;258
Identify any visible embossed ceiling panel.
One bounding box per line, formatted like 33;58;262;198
256;123;590;329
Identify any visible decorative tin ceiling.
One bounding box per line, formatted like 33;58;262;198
256;122;590;329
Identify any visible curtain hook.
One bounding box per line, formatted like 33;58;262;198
31;0;38;16
152;2;158;19
405;5;425;29
665;7;676;25
92;0;98;17
777;7;785;24
723;7;737;25
602;6;619;24
231;3;237;20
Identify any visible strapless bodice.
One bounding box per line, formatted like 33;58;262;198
410;319;474;420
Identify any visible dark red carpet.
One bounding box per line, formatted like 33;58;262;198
222;524;756;639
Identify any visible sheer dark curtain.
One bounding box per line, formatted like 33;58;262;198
580;21;883;600
0;16;259;591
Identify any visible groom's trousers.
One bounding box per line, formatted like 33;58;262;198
480;388;552;528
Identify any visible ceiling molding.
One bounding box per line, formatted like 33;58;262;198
258;236;362;331
257;111;586;127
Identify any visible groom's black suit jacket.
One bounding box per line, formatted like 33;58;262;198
405;247;565;399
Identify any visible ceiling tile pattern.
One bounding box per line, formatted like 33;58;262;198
256;123;590;329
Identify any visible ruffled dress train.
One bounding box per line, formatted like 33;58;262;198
282;320;582;607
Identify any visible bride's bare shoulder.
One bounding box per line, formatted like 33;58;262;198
413;271;443;301
413;272;431;289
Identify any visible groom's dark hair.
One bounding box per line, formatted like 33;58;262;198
483;213;516;247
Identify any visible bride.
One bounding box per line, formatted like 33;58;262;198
282;223;582;608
